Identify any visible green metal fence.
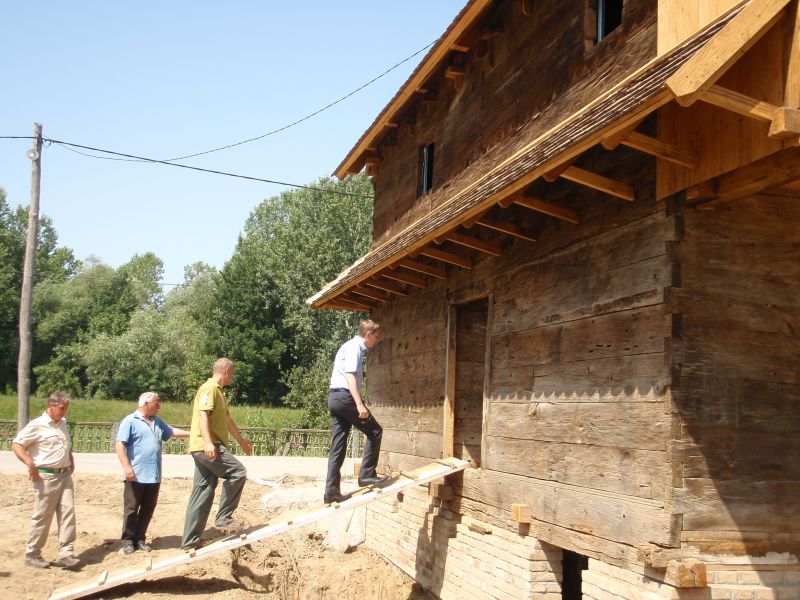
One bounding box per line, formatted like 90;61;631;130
0;420;364;458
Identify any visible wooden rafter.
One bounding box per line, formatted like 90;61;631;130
332;297;373;312
418;246;473;269
501;193;581;224
700;84;778;121
768;107;800;138
600;118;645;150
475;217;537;242
543;156;578;182
450;43;470;52
445;230;503;256
667;0;792;107
340;293;378;309
395;258;447;279
380;269;428;288
559;165;636;202
687;146;800;208
364;277;408;296
619;131;700;169
352;285;392;304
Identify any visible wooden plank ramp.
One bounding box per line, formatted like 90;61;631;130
48;457;470;600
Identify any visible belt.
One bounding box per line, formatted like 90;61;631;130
329;388;349;393
37;466;69;474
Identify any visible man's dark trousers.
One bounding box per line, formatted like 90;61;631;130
122;480;160;544
325;390;383;498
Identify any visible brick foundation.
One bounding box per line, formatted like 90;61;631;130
363;487;799;600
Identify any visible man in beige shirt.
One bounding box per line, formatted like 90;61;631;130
12;392;80;569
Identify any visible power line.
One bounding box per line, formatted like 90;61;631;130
48;138;374;199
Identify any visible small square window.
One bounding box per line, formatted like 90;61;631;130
596;0;623;43
418;142;435;197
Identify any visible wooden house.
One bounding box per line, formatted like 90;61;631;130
310;0;800;598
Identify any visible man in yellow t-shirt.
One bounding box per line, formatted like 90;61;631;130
181;358;252;549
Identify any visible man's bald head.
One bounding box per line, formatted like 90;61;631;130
212;357;234;374
211;357;235;387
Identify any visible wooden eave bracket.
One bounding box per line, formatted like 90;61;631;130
445;230;503;256
666;0;792;108
602;128;700;169
395;257;447;279
501;193;581;224
559;165;636;202
379;268;428;288
418;245;473;269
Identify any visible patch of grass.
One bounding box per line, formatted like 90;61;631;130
0;394;301;429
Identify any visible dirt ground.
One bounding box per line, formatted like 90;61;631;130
0;473;435;600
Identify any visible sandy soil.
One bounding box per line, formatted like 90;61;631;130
0;473;434;600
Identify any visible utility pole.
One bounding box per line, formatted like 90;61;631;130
17;122;43;431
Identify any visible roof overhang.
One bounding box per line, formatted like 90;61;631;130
312;0;796;311
333;0;494;180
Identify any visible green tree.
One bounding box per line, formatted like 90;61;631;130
211;175;373;412
0;187;77;392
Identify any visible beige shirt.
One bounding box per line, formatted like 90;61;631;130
13;411;72;468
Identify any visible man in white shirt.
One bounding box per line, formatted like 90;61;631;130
12;392;80;569
324;319;387;503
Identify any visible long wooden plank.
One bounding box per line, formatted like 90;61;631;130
395;258;447;279
667;0;791;106
507;194;581;224
418;246;472;269
699;84;778;121
49;458;470;600
620;131;700;168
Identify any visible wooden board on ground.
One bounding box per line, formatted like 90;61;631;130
48;457;470;600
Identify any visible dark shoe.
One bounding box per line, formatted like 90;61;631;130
358;475;389;487
181;539;203;551
56;556;81;570
24;555;49;568
323;492;348;504
121;542;136;555
136;541;151;552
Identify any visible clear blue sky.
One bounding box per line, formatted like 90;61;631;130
0;2;465;286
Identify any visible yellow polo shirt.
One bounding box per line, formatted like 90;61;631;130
188;378;230;452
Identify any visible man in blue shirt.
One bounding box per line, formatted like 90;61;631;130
324;320;387;504
115;392;189;555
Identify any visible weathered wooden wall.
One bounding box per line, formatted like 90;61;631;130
370;0;658;249
370;146;678;557
669;193;800;554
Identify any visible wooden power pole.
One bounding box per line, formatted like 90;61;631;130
17;122;43;431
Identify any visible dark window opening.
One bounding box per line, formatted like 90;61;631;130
418;142;435;197
596;0;623;43
562;549;589;600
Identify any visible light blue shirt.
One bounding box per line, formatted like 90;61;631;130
116;411;174;484
329;335;366;391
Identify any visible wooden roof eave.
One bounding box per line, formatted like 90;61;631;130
310;1;754;310
333;0;494;179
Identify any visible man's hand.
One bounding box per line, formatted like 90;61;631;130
204;442;218;460
355;402;369;420
27;463;42;482
239;438;253;456
123;465;136;481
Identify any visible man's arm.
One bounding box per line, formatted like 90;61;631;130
198;410;217;460
345;372;369;419
226;414;252;456
115;441;135;481
171;427;190;439
12;442;41;481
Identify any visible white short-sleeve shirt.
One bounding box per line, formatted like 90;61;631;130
329;335;366;390
12;411;71;469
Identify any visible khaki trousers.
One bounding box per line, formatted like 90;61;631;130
26;472;76;559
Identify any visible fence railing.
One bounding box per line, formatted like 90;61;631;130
0;420;364;458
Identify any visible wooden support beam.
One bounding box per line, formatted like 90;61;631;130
418;246;472;269
768;107;800;138
380;269;427;288
600;118;645;150
476;217;537;242
327;299;373;312
543;156;578;182
428;482;453;501
688;146;800;208
511;503;532;524
505;194;581;224
396;258;447;279
784;0;800;108
364;277;408;296
450;43;470;52
352;285;392;303
341;293;378;308
560;165;636;202
463;208;490;228
664;559;708;588
700;84;778;121
667;0;791;107
445;66;465;79
335;296;374;311
620;131;700;169
445;230;503;256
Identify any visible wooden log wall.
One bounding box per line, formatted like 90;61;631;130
370;0;658;249
669;193;800;555
370;147;680;557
